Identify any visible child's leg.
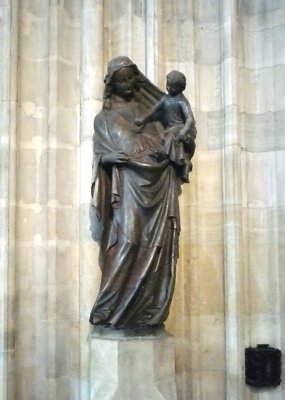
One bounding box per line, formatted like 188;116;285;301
181;160;193;183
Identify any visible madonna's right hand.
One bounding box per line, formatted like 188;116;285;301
101;152;130;165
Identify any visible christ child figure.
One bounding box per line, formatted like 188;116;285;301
135;70;196;182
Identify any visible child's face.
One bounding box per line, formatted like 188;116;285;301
166;79;181;96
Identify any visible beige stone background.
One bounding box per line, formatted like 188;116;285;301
1;0;285;399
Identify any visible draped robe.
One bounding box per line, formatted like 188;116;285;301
89;95;182;328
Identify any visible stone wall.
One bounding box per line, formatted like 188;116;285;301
1;0;285;399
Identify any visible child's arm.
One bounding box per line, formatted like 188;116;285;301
135;97;165;127
178;99;196;140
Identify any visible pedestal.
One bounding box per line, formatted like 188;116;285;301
89;328;177;400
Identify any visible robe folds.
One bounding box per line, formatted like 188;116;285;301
89;96;182;328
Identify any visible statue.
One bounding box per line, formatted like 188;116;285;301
89;56;196;332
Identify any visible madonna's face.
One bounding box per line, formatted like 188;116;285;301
112;67;137;100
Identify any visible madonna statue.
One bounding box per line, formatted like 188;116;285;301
89;56;196;331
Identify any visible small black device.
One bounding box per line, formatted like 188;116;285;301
245;344;282;388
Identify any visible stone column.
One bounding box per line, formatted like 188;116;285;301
13;1;81;399
220;1;244;399
0;2;11;397
79;0;104;398
0;1;18;399
15;1;53;398
239;1;285;400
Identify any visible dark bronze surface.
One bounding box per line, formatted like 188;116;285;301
89;57;196;331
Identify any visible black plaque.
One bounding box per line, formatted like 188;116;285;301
245;344;282;388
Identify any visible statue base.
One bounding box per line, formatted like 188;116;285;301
89;326;177;400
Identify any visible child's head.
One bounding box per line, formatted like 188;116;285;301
166;70;186;95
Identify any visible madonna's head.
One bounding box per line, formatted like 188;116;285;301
103;56;140;108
